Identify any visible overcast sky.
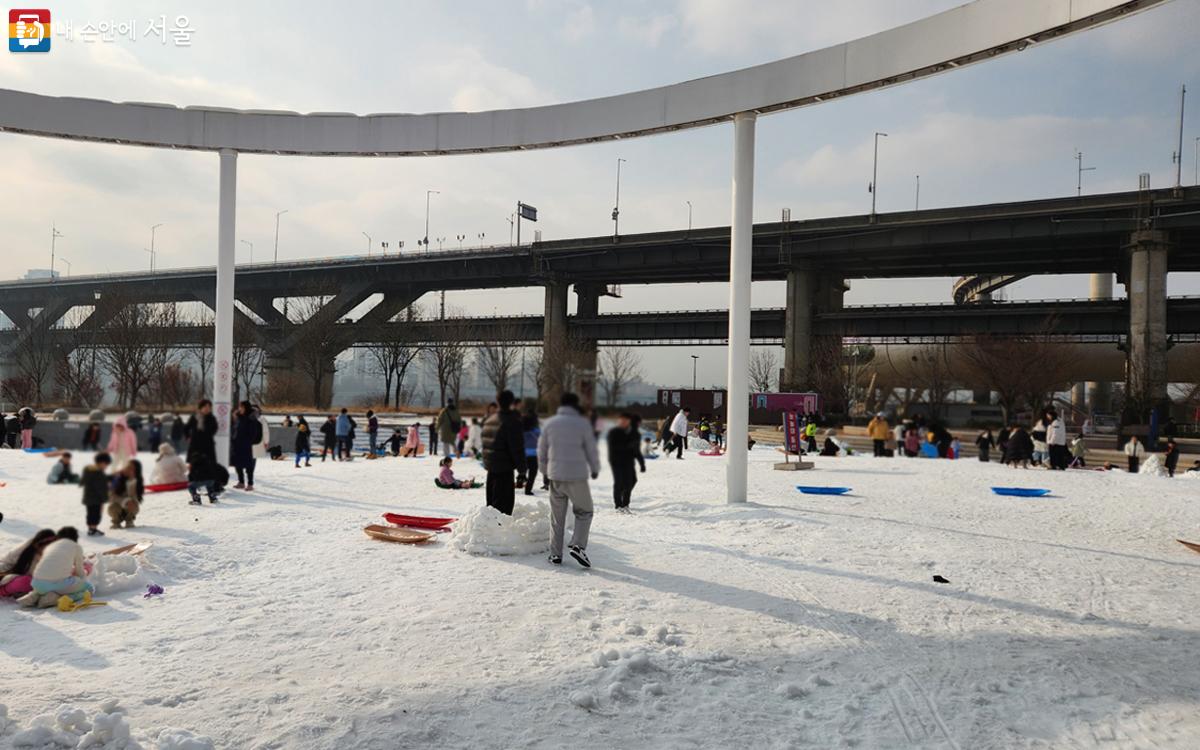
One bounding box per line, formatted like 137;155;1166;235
2;0;1198;387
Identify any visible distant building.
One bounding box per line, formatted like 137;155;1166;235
24;268;58;280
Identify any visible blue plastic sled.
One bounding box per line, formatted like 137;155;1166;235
796;486;852;496
919;442;939;458
991;487;1051;497
23;447;55;454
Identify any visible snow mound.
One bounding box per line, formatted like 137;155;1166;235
3;701;206;750
88;553;154;596
1139;453;1170;477
446;502;550;556
153;729;215;750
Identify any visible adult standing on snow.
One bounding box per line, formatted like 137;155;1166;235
1124;435;1143;474
539;392;600;568
867;412;890;457
976;428;995;462
1045;409;1068;470
366;410;380;455
230;401;262;491
336;409;354;460
106;415;138;469
18;407;36;450
607;412;646;513
519;403;541;496
481;390;525;515
185;400;218;465
668;406;691;460
436;399;461;457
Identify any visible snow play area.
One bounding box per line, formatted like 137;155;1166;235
1;443;1199;749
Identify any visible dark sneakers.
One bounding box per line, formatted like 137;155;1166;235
569;546;591;568
548;555;562;565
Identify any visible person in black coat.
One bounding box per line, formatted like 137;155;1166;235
170;415;186;452
319;416;337;462
230;401;262;491
607;413;646;512
294;416;312;467
480;390;525;515
975;429;995;462
82;422;102;451
428;419;439;457
185;400;218;466
1004;425;1033;468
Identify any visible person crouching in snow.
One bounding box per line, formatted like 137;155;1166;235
539;392;600;568
188;453;227;505
47;452;80;484
106;415;138;469
108;459;143;529
80;452;113;536
22;526;93;607
150;443;188;485
435;457;478;489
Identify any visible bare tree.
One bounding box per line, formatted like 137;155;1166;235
95;299;180;409
597;346;643;407
748;348;778;393
425;313;472;405
9;308;61;407
54;308;104;408
364;304;425;407
232;315;266;405
808;337;874;415
959;325;1082;424
477;321;523;395
906;342;956;420
538;331;592;406
186;309;214;400
287;294;352;409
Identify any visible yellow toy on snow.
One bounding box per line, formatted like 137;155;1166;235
57;591;108;612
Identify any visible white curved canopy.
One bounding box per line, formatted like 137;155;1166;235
0;0;1168;157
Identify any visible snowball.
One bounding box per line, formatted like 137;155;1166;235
592;649;620;667
641;683;665;697
569;690;598;710
775;683;809;700
447;502;551;556
12;725;77;747
1139;453;1170;477
155;728;216;750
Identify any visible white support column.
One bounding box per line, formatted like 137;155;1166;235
726;112;756;504
213;149;237;465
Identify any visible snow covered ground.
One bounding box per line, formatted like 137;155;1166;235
2;444;1199;749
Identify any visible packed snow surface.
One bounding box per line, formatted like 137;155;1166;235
2;445;1199;748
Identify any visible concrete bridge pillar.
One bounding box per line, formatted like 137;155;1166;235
1123;231;1170;421
1086;272;1113;414
782;268;844;391
573;283;605;408
541;281;570;406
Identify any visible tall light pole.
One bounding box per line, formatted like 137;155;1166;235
506;213;515;246
240;239;253;264
690;354;699;390
144;247;156;271
362;231;372;256
686;200;692;232
58;257;71;277
149;223;163;272
49;223;63;280
1075;149;1095;196
1172;84;1186;192
914;175;920;210
457;233;466;249
273;209;288;263
1193;136;1199;186
869;132;887;219
612;157;626;240
424;189;440;250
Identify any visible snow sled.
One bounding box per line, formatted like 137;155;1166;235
23;447;55;454
101;541;153;557
363;524;434;545
991;487;1051;498
1177;539;1200;555
698;449;724;457
383;513;456;530
145;482;189;494
919;443;939;458
796;486;851;496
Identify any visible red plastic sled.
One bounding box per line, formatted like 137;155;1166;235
145;482;189;493
383;513;457;530
698;449;724;457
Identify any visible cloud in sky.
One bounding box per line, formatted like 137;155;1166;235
1;0;1197;386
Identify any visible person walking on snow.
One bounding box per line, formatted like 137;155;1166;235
106;415;138;469
975;429;995;463
1165;437;1180;477
1124;435;1143;473
519;404;541;496
436;399;461;458
18;407;36;450
539;392;600;568
319;415;337;462
668;406;691;460
294;416;312;467
367;410;379;455
335;409;354;460
1046;409;1068;470
230;401;262;491
607;412;646;513
184;399;218;467
481;390;525;515
428;419;439;457
867;412;890;457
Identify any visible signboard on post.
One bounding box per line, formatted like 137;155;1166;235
518;203;538;221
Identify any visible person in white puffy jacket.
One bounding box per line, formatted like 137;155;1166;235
668;407;691;459
1124;435;1144;474
1045;410;1068;470
22;527;93;606
149;443;188;486
538;393;600;568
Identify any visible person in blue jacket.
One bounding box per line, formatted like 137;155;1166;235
335;408;355;460
519;403;541;496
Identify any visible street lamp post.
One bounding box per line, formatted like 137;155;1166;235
915;175;920;211
1075;149;1095;196
240;239;253;264
362;231;372;256
686;200;692;232
612;157;626;240
50;223;63;280
58;257;71;277
870;132;887;219
1194;136;1199;185
506;214;515;246
149;223;163;272
273;209;288;263
424;189;440;251
457;233;466;249
691;355;699;390
144;247;156;271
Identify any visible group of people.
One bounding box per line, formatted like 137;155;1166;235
1;525;94;607
0;408;38;450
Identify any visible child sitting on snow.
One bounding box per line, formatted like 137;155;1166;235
435;457;479;489
21;526;93;608
150;443;188;485
80;453;113;536
47;452;80;485
642;436;658;459
108;459;144;529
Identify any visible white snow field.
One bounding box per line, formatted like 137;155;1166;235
2;444;1199;749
